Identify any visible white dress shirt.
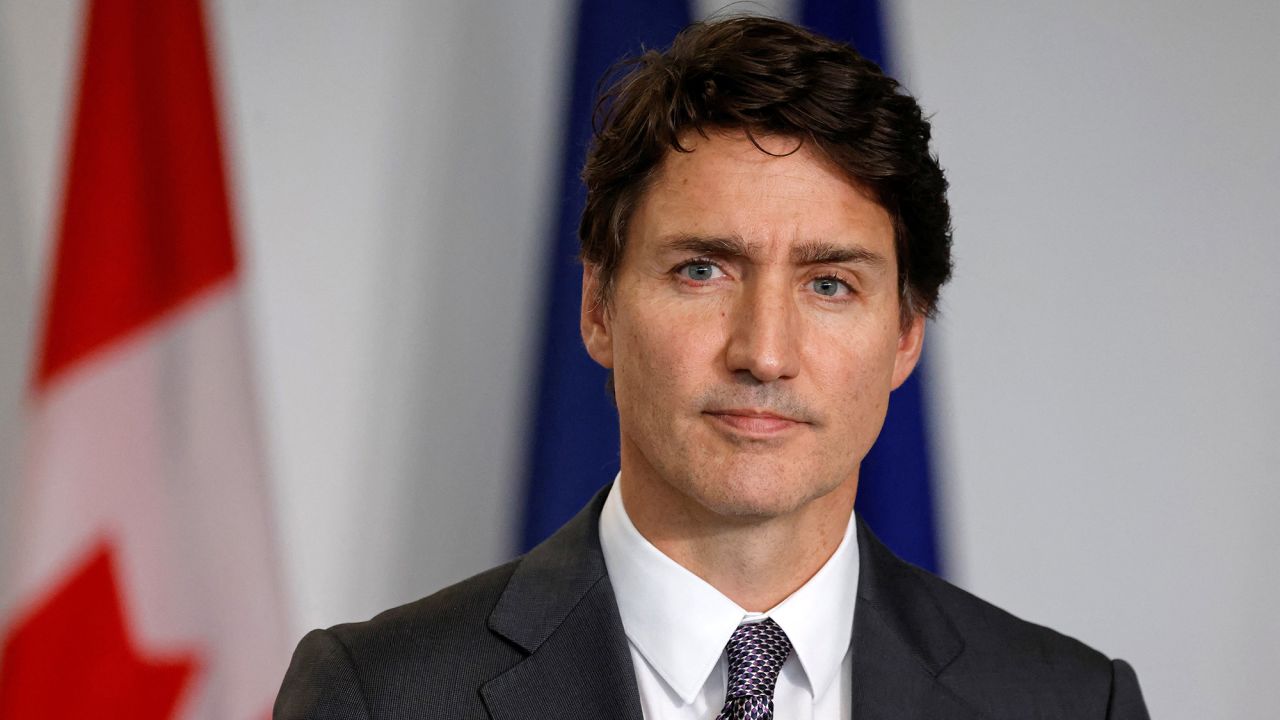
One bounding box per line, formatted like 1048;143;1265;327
598;477;859;719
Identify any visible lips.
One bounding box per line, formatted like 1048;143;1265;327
704;409;806;436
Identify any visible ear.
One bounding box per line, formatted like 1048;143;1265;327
890;313;925;390
580;264;614;369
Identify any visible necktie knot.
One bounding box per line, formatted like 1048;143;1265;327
716;618;792;720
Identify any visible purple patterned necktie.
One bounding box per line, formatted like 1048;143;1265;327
715;619;793;720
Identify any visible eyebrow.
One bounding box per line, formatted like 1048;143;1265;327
790;240;887;268
661;234;754;258
660;234;887;268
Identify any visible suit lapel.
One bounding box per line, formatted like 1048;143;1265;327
480;489;644;720
850;517;984;720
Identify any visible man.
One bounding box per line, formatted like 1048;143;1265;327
276;16;1149;720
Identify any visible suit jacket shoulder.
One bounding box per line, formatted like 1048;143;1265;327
275;491;643;720
274;559;526;719
850;517;1149;719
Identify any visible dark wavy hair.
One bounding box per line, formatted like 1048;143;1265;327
579;15;952;325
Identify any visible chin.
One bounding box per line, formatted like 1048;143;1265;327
682;456;839;520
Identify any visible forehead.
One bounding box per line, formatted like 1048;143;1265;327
629;130;894;260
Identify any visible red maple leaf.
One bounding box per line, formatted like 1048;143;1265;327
0;543;199;718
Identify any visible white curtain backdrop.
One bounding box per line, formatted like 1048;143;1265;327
1;1;1276;718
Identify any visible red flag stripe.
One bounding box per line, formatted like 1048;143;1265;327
37;0;237;389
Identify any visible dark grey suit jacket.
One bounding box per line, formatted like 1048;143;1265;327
275;489;1150;719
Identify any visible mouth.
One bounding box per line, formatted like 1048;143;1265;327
703;408;808;438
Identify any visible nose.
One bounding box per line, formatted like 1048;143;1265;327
724;277;802;383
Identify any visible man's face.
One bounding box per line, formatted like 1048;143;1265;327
582;130;923;522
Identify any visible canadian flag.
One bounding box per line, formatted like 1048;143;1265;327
0;0;289;718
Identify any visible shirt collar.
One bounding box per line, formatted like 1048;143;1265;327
598;476;859;704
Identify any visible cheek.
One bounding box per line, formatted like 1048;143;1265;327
806;318;900;424
613;301;723;409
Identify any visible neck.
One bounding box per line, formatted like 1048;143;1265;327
618;460;857;612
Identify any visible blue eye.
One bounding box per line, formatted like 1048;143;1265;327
680;262;722;281
812;276;849;297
